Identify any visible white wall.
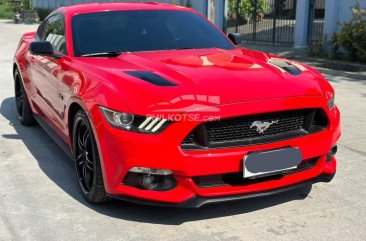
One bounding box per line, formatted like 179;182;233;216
294;0;310;47
32;0;231;30
32;0;189;9
32;0;194;10
32;0;213;23
191;0;208;16
324;0;366;36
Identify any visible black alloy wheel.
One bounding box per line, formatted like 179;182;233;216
72;110;109;203
14;69;36;125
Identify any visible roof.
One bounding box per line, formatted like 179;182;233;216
57;2;192;16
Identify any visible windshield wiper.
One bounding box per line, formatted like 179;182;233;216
80;51;126;57
173;47;198;50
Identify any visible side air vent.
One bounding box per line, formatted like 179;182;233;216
124;71;177;86
269;59;302;75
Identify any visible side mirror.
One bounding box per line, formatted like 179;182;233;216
29;41;60;58
228;33;242;45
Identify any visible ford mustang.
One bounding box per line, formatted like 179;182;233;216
13;2;340;207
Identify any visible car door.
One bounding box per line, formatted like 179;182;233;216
30;14;69;140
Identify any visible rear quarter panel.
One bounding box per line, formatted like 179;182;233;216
14;32;38;113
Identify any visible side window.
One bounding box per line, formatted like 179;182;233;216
36;20;47;41
42;14;67;55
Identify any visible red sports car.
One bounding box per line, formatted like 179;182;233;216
13;3;340;207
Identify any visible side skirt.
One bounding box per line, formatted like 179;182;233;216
33;114;73;160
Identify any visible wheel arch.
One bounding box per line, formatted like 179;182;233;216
67;100;101;157
68;102;83;145
13;63;20;93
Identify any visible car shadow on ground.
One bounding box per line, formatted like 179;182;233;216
1;97;312;225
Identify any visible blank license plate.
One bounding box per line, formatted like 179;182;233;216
243;148;302;178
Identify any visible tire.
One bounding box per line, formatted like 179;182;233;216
14;69;36;126
72;110;109;204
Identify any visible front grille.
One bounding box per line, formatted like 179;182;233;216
181;108;328;149
192;157;319;188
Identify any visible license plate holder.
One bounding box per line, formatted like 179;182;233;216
243;148;302;178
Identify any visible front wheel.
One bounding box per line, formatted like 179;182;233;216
72;110;109;203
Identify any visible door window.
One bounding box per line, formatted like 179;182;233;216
42;14;67;55
36;20;46;41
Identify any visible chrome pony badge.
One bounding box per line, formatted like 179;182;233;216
250;120;279;134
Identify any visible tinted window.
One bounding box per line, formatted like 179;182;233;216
36;20;47;41
43;14;67;54
72;10;234;56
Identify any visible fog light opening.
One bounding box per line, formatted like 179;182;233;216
140;174;160;190
123;168;177;191
326;145;338;162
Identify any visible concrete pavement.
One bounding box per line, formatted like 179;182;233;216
0;20;366;241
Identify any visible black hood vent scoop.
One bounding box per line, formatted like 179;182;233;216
124;71;178;86
269;59;302;75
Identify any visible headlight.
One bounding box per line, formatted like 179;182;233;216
99;106;169;133
328;95;335;110
100;106;135;129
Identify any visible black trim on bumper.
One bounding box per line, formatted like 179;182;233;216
109;173;335;208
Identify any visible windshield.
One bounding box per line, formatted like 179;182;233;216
72;10;234;56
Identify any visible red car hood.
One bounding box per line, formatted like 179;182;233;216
76;48;324;114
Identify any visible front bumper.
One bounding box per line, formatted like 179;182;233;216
109;173;335;208
90;96;341;206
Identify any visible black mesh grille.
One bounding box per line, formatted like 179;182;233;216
181;108;328;149
206;111;306;143
181;132;195;145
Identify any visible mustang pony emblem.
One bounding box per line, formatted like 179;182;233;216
250;120;279;134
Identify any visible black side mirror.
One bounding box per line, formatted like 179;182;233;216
29;41;60;58
228;33;242;45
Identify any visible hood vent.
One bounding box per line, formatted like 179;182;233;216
269;59;302;75
124;71;177;86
